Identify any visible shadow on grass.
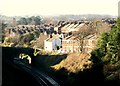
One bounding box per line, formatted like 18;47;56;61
51;64;105;86
34;54;67;70
2;47;120;86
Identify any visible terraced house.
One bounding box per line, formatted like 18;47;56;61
62;34;98;53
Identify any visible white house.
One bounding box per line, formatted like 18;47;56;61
44;35;62;51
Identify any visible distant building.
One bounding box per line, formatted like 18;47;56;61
12;18;17;27
44;35;62;51
62;36;80;53
62;34;98;53
83;34;98;53
4;27;17;37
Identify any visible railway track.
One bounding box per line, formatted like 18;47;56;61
3;57;60;86
13;58;60;86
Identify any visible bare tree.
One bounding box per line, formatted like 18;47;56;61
88;19;110;35
73;24;95;53
74;19;110;53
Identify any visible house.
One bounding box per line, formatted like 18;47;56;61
62;36;80;53
60;22;86;34
4;27;17;37
61;34;98;53
83;34;98;53
44;35;62;51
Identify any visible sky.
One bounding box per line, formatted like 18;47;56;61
0;0;119;16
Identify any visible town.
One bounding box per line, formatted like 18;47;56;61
1;15;116;54
1;0;120;85
1;14;120;86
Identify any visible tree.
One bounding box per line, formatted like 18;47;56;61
94;18;120;64
34;16;41;25
26;17;32;24
90;18;120;82
1;21;7;43
34;31;40;38
74;26;94;52
97;32;110;55
17;17;28;25
19;33;35;47
17;16;41;25
12;18;17;27
1;22;7;30
30;16;41;25
88;19;110;35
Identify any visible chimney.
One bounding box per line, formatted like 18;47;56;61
50;34;52;38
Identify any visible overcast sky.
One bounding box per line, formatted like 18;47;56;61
0;0;119;16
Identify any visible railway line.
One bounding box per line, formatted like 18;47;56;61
3;57;60;86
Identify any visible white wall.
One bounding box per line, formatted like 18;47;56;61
52;39;56;50
44;37;62;51
44;40;53;51
55;38;62;47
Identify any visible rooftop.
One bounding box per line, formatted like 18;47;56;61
45;34;59;42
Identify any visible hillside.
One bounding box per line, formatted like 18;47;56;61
51;53;92;73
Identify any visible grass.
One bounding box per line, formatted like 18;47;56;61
51;53;92;73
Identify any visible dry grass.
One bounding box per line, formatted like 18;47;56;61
51;53;93;73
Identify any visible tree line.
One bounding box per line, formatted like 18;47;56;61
91;18;120;82
17;16;41;25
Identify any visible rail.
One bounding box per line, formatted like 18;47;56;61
13;58;60;86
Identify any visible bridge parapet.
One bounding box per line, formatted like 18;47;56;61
2;47;37;66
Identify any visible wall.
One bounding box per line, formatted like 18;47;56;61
44;40;53;51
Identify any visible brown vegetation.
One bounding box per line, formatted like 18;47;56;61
51;53;92;73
